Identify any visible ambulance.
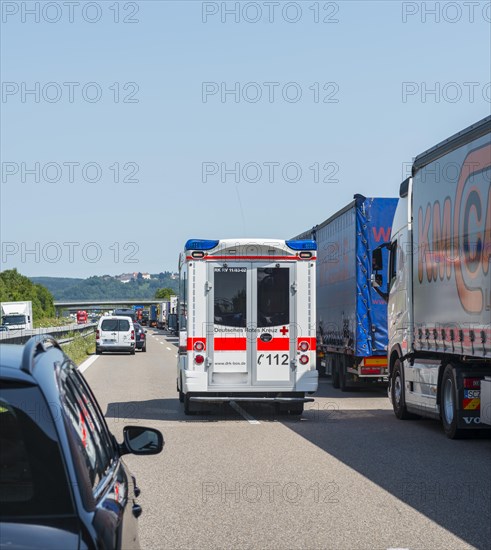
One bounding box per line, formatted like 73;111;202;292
176;238;318;415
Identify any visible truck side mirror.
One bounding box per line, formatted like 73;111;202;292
372;248;383;271
371;273;383;288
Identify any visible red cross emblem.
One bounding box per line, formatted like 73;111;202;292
280;326;289;336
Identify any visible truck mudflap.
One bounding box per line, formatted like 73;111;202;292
456;370;491;430
480;378;491;426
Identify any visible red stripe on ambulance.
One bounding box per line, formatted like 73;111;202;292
257;338;290;351
214;337;247;351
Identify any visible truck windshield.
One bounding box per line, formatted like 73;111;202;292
2;315;27;325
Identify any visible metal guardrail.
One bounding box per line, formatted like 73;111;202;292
0;323;96;345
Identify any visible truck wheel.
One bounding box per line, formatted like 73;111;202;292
142;344;147;352
392;359;418;420
95;348;101;355
184;394;197;415
339;359;349;392
130;348;135;355
332;358;340;389
440;365;464;439
178;376;184;403
287;403;304;415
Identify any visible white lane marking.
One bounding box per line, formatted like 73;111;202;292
78;354;99;373
166;346;172;351
230;401;260;425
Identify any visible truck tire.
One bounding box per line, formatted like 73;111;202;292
391;359;418;420
332;357;340;389
95;348;101;355
178;376;184;403
440;365;464;439
287;403;304;415
339;357;349;392
184;394;197;415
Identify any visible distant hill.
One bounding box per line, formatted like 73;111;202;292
30;273;178;301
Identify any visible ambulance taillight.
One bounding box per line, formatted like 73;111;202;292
299;341;310;352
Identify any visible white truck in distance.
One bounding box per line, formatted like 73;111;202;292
372;115;491;437
1;301;33;330
157;296;177;330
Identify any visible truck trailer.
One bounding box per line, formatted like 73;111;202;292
148;305;158;328
372;115;491;438
76;310;88;324
157;297;178;329
295;196;398;390
1;301;33;330
157;302;167;330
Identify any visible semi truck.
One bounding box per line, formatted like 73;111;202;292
132;305;143;322
295;196;398;390
141;310;149;326
371;115;491;438
176;238;318;415
148;305;158;328
157;296;178;329
76;310;88;324
1;301;33;330
157;302;167;330
113;308;136;322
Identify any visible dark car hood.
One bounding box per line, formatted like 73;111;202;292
0;522;80;550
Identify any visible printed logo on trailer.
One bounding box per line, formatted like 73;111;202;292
417;143;491;314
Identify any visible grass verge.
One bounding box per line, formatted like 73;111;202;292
61;333;96;366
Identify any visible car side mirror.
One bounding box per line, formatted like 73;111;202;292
120;426;164;456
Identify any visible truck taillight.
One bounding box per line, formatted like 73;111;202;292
463;378;480;389
140;332;145;339
195;354;204;365
194;341;204;352
96;330;100;339
299;354;309;365
131;330;135;340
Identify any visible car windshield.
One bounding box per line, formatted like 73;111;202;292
0;385;74;518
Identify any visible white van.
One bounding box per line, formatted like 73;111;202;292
96;316;136;355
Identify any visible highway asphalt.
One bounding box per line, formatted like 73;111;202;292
83;328;491;550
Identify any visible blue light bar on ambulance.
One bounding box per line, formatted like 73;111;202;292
185;239;219;251
285;240;317;251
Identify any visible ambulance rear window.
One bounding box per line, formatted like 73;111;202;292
214;270;246;328
257;268;289;327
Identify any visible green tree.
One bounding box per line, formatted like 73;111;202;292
155;287;176;300
0;269;55;321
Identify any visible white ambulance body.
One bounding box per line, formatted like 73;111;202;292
176;238;318;415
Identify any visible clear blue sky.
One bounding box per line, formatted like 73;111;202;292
1;0;490;277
